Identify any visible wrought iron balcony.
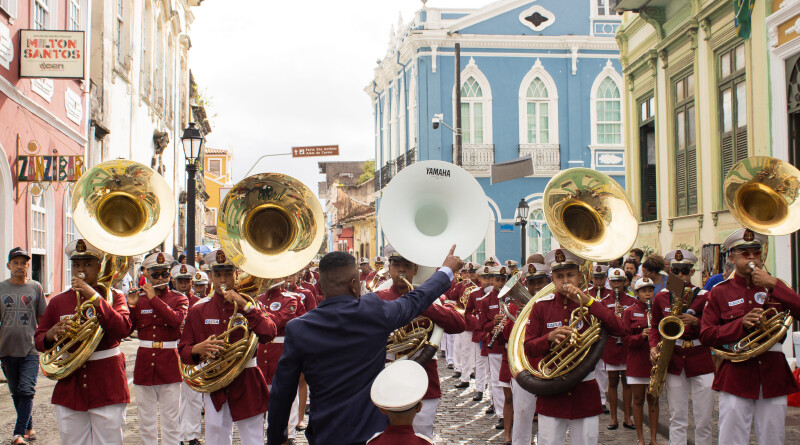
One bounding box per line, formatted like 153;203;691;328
380;162;393;189
407;147;416;166
453;144;494;174
395;153;406;174
518;143;561;175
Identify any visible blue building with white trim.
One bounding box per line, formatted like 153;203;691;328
368;0;624;264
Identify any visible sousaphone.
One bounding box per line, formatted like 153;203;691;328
378;160;490;365
508;168;638;395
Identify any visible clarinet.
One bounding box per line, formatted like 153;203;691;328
614;288;624;345
486;297;508;349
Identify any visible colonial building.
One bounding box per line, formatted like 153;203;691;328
202;145;231;247
368;0;624;264
319;161;375;258
0;0;90;291
615;0;771;285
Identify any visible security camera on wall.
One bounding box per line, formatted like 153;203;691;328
432;114;443;130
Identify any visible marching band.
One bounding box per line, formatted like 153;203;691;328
12;157;800;445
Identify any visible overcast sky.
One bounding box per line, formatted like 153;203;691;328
191;0;488;197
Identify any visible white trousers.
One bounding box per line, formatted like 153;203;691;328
664;372;714;445
442;333;455;365
594;359;608;407
488;353;505;417
204;397;264;445
455;332;474;379
511;379;536;444
537;414;599;445
412;397;439;439
718;390;787;445
474;342;488;391
134;383;181;445
266;384;300;439
55;403;127;445
179;381;203;441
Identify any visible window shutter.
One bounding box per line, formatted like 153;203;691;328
721;133;735;179
687;146;697;214
735;126;748;165
676;150;687;215
1;0;17;19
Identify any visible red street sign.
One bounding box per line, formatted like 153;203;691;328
291;145;339;157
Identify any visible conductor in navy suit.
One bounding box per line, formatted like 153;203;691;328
266;246;464;445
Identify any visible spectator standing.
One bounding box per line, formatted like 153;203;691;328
0;248;47;445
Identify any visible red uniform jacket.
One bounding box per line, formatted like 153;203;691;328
377;284;465;400
34;287;132;411
360;270;372;282
178;292;289;421
366;425;434;444
256;287;304;385
299;281;318;303
479;289;505;354
499;300;520;383
650;287;714;377
587;286;612;301
464;286;487;342
129;289;189;385
623;300;652;379
599;290;637;366
524;292;626;419
700;274;800;399
443;280;464;304
289;284;316;312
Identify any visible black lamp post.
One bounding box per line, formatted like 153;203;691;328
181;122;204;268
515;198;529;266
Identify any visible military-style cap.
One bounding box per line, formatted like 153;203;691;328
489;265;508;276
171;263;196;279
523;262;548;279
665;249;698;267
724;228;767;252
203;249;236;270
370;360;428;412
592;263;609;276
477;265;493;276
505;260;519;269
359;257;370;265
634;277;655;291
65;239;103;260
143;251;174;270
465;261;479;271
484;256;498;266
544;248;585;271
608;267;626;281
384;245;412;263
373;256;385;264
192;270;209;284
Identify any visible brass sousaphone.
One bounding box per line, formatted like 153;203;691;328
712;156;800;362
507;168;638;395
378;160;490;365
41;160;175;380
181;173;324;392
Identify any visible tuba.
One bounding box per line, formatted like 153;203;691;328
508;168;638;395
181;173;324;392
378;160;490;365
41;160;175;380
710;156;799;362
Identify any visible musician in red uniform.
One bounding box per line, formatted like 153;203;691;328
623;277;659;445
587;264;612;412
450;262;478;387
375;246;465;439
359;257;373;283
603;268;636;430
650;249;714;445
460;266;491;402
34;239;132;444
365;256;387;289
170;263;196;299
523;248;626;445
367;361;434;445
479;265;509;430
126;252;189;444
179;249;291;445
700;229;800;445
181;270;208;445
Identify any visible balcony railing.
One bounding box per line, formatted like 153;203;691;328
453;144;494;174
519;143;561;175
407;147;416;166
380;162;392;189
395;153;406;174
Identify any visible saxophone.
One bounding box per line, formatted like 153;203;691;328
614;288;623;345
648;286;692;397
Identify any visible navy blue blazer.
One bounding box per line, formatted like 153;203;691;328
266;268;453;445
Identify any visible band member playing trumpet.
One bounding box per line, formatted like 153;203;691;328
449;262;478;387
192;271;210;299
34;239;133;444
479;265;509;430
700;229;800;445
126;252;189;444
179;249;291;445
623;278;659;445
375;246;465;439
460;266;491;401
604;268;636;430
524;249;626;445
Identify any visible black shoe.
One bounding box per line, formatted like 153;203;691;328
455;381;469;389
602;405;610;414
287;439;297;445
495;418;504;429
296;423;307;431
472;391;483;401
305;405;310;414
187;440;201;445
486;405;495;415
453;371;462;379
623;422;636;430
470;372;475;379
447;363;454;369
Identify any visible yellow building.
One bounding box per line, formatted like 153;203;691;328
615;0;772;285
202;147;233;242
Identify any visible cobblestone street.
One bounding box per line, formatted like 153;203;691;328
3;340;800;444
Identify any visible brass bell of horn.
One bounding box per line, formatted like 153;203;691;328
71;160;176;256
217;173;324;279
724;156;800;236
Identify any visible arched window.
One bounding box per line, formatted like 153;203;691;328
526;78;550;143
461;77;484;144
64;189;77;283
528;208;556;256
518;59;559;146
595;77;622;144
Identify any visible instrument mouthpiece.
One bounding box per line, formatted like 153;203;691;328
748;262;756;271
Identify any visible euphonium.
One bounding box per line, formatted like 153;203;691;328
648;275;694;398
384;274;444;365
367;266;389;291
456;280;479;316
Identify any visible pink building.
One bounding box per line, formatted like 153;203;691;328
0;1;89;295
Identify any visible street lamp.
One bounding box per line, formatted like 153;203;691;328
181;122;204;267
515;198;529;266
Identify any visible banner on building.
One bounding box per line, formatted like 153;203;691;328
15;135;85;182
19;29;85;79
292;145;339;157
